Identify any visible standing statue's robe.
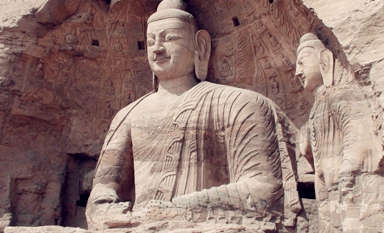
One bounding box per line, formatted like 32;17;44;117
89;81;301;228
308;84;384;233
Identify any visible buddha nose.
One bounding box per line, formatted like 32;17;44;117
153;40;165;54
295;66;303;79
295;71;303;79
295;68;305;86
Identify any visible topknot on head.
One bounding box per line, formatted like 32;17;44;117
297;32;326;55
148;0;195;26
157;0;188;11
299;33;320;44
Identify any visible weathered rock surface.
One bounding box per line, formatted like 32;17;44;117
5;223;274;233
0;0;383;232
303;0;384;65
5;226;89;233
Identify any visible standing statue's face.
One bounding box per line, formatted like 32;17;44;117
295;47;323;92
147;18;196;80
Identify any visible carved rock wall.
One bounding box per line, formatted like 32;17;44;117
0;0;154;229
0;0;381;231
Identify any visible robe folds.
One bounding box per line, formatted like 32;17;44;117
88;81;301;227
308;84;384;233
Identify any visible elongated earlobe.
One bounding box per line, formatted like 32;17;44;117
320;49;334;87
194;30;211;81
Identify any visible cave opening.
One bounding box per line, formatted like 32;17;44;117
137;41;145;50
232;17;240;27
91;39;100;46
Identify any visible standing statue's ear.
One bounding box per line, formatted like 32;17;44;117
319;49;334;87
194;29;211;81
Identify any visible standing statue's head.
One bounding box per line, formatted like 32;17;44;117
295;33;335;92
147;0;211;86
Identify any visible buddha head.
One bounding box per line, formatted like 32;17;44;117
295;33;334;92
147;0;211;85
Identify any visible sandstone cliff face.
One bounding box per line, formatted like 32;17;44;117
0;0;382;231
0;0;154;228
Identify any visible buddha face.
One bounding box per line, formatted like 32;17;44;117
147;18;196;80
295;47;323;92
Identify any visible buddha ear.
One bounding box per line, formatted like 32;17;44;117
194;29;211;81
319;49;334;87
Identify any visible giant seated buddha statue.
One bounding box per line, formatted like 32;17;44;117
86;0;301;231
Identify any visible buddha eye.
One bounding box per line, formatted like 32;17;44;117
165;34;181;41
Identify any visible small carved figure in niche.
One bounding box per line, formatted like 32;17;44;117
86;0;301;231
295;33;384;233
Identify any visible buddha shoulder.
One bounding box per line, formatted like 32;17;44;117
109;92;154;127
205;82;278;110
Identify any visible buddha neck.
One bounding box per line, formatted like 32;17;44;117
156;73;198;97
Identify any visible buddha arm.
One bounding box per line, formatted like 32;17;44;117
334;97;380;190
331;98;380;228
298;122;315;171
314;167;331;232
173;93;284;217
86;108;134;229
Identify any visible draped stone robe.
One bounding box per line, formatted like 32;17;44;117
308;84;384;233
88;81;300;227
